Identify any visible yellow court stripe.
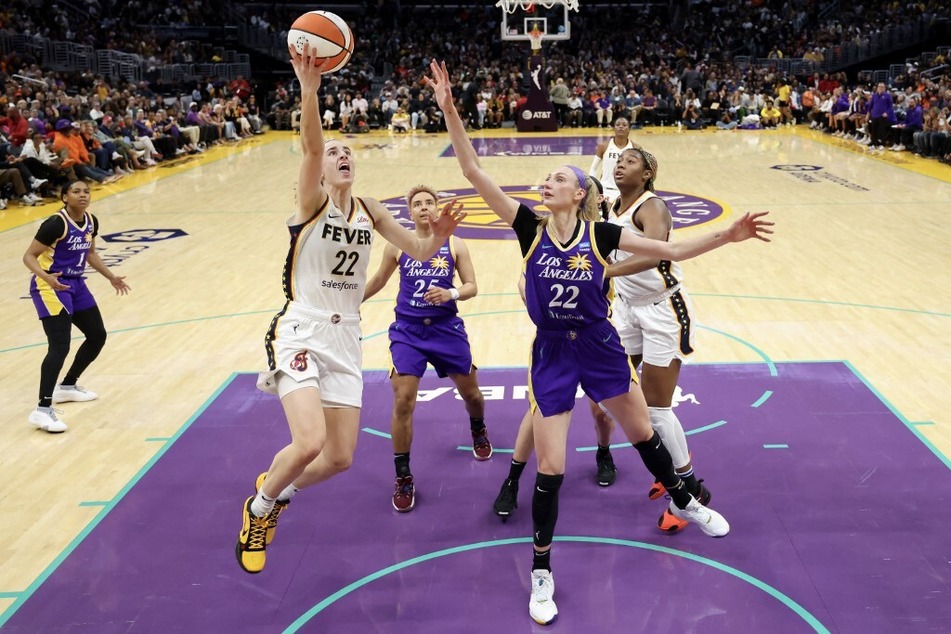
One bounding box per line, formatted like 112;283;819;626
0;133;292;234
795;126;951;183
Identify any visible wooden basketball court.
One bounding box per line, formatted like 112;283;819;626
1;125;949;626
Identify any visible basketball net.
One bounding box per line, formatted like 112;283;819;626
528;26;543;51
495;0;580;13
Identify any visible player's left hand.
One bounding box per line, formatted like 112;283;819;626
430;199;466;239
111;276;132;295
726;211;774;243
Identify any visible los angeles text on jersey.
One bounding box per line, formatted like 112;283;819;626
321;224;372;245
534;253;594;281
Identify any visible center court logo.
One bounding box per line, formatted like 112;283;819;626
380;186;725;240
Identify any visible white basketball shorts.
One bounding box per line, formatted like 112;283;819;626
612;286;696;367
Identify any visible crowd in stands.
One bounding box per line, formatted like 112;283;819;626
1;0;948;206
0;55;266;209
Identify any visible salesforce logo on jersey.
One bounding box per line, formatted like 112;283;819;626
380;186;724;240
95;228;188;267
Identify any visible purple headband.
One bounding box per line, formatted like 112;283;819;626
567;165;588;192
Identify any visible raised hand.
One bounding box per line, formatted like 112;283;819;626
288;43;337;94
423;60;454;113
726;211;774;243
429;199;467;240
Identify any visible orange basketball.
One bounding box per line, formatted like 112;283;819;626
287;11;354;73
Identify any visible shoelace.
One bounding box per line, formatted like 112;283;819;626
247;515;269;550
267;502;286;528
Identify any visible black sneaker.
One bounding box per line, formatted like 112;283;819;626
596;451;617;487
493;478;518;520
692;480;712;506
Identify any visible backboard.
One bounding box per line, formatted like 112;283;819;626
498;0;579;42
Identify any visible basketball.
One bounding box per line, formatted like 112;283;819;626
286;11;354;73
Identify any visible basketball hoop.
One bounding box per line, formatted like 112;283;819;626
496;0;580;13
528;27;543;51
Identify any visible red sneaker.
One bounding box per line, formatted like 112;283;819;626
472;427;493;461
392;475;416;512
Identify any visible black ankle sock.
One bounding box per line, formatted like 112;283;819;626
596;444;611;458
508;459;527;482
681;472;700;495
532;548;551;572
469;417;485;433
61;376;77;386
634;432;692;508
394;452;411;477
39;397;52;408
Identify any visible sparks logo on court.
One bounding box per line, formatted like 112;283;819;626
91;229;188;268
100;229;188;242
770;165;869;191
380;187;725;240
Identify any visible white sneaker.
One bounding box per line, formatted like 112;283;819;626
0;198;6;210
529;570;558;625
28;407;68;433
30;177;48;190
21;194;40;205
669;497;730;537
53;384;98;403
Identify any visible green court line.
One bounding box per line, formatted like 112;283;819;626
576;420;728;452
843;360;951;471
360;427;392;439
0;309;277;355
283;535;829;633
764;444;790;449
144;437;171;442
77;501;110;507
696;325;777;376
0;373;239;628
691;292;950;318
751;390;774;408
910;421;935;426
686;420;729;435
0;593;20;599
6;290;940;357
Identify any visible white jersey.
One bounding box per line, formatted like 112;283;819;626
599;137;636;194
609;191;685;301
282;195;375;316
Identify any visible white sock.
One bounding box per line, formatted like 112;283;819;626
648;407;690;469
277;484;299;503
250;491;276;518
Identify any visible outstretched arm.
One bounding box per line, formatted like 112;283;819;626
290;44;337;225
617;211;773;262
425;60;520;225
366;197;466;262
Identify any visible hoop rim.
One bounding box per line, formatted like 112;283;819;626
495;0;580;13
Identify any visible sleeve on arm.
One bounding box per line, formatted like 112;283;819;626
33;215;67;246
593;222;622;259
511;203;541;257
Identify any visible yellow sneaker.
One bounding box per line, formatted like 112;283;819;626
254;472;290;545
235;496;269;573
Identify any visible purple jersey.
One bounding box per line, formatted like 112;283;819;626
38;210;96;279
524;222;610;331
395;238;458;320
